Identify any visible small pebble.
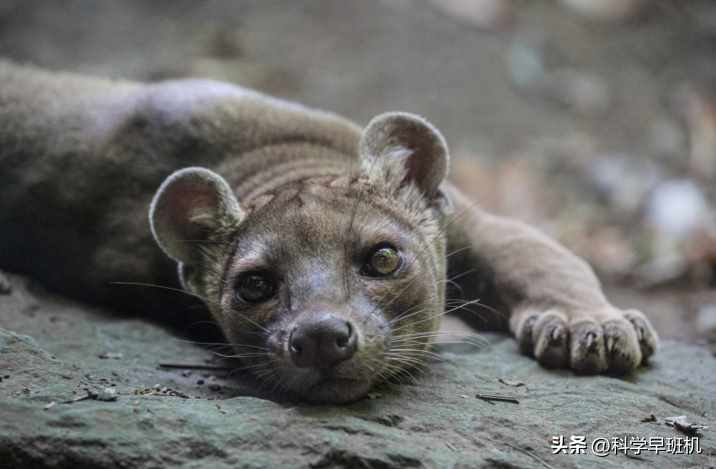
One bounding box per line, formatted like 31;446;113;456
96;388;118;402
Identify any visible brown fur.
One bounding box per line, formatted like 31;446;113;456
0;61;658;403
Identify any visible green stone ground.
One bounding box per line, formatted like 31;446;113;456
1;273;713;468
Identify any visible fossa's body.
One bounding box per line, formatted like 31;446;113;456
0;62;657;403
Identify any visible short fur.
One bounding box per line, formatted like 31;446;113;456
0;61;658;403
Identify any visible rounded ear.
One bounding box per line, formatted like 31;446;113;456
149;167;244;264
359;112;449;198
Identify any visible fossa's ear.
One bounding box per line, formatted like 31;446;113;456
359;112;449;199
149;167;244;265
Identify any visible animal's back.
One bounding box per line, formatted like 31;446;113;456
1;64;173;312
0;62;360;314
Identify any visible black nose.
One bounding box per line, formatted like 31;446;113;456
289;314;357;368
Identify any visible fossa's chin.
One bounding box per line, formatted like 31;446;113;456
301;376;374;404
270;355;385;404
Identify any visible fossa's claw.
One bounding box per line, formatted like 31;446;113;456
512;306;658;375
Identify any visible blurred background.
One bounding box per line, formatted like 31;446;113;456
1;0;715;347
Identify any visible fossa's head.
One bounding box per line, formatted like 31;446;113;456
150;112;451;403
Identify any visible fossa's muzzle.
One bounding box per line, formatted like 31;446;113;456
286;311;357;369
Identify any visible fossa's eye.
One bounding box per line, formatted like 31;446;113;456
362;244;402;277
235;271;277;303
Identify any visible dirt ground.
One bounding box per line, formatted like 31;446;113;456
1;0;715;347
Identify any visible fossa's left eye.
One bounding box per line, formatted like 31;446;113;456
362;244;402;277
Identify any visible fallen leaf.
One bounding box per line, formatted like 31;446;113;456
664;415;708;436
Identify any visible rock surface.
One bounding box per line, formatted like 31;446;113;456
1;273;714;468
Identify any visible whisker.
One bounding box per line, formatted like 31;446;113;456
447;298;506;319
438;268;477;285
445;245;472;259
108;281;204;300
212;351;269;359
175;339;269;351
227;309;271;334
391;332;485;343
391;298;483;333
387;349;443;361
381;360;422;384
388;302;431;325
385;356;430;369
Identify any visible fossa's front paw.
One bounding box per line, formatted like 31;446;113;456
510;306;658;374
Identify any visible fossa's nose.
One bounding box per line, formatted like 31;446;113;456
289;314;356;368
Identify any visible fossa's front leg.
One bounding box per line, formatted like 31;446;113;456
444;185;658;374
